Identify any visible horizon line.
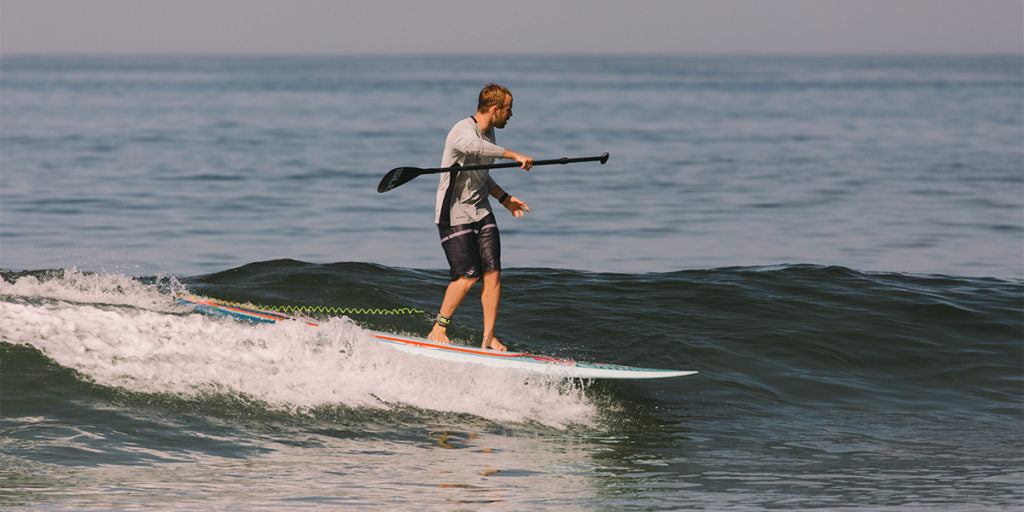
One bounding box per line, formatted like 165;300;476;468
3;51;1022;58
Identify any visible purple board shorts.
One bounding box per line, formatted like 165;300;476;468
438;213;500;282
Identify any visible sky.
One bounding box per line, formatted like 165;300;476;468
1;0;1021;55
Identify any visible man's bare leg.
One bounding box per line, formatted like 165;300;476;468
429;276;479;343
480;270;506;351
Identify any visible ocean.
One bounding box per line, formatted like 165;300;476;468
1;55;1022;510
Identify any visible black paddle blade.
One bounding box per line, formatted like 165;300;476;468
377;167;423;193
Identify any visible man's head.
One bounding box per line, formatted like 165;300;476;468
477;83;513;129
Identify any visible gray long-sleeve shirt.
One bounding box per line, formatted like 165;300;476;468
434;117;506;226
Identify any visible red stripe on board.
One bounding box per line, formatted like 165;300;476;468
200;299;319;326
373;334;532;358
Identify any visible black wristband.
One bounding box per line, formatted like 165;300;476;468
498;192;509;204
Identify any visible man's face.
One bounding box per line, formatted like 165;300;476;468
493;94;513;129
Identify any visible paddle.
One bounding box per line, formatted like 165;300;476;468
377;152;610;193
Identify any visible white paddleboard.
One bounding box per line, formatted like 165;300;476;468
177;296;698;380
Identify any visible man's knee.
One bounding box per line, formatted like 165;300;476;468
452;275;480;288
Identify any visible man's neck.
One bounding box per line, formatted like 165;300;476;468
473;111;494;132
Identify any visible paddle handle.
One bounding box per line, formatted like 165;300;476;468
428;152;609;174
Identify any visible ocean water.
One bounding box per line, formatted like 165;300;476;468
1;55;1023;510
2;55;1022;277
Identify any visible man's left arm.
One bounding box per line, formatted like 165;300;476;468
489;184;530;219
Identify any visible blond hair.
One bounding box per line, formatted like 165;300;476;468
477;83;511;113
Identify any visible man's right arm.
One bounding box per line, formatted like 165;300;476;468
446;119;532;169
449;123;505;161
502;149;533;170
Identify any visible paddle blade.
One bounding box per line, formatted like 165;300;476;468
377;167;424;193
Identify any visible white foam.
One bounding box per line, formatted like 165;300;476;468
0;268;181;310
1;272;598;429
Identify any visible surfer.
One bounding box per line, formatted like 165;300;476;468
428;83;534;351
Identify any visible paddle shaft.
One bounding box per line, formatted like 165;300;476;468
417;152;609;175
377;152;609;192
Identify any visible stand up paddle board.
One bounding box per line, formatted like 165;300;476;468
177;296;697;380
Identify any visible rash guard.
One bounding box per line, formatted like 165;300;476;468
434;117;506;227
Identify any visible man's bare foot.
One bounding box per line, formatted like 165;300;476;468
482;336;507;351
429;324;451;344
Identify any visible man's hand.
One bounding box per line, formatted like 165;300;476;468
503;196;530;218
504;150;533;170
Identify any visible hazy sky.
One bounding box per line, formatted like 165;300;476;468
1;0;1021;55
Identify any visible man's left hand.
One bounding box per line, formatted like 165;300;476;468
504;196;530;218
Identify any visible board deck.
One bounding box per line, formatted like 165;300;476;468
177;296;697;380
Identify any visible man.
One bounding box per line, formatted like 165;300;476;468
428;83;533;351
